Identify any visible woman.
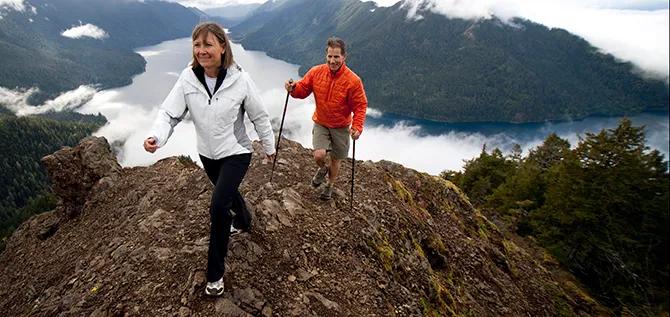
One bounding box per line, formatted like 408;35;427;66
143;22;275;296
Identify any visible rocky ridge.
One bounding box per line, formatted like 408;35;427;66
0;136;608;316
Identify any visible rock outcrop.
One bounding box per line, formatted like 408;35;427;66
0;136;608;316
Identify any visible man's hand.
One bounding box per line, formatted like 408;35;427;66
350;128;361;140
266;153;276;162
143;137;158;153
284;79;295;93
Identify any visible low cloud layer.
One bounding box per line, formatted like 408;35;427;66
61;23;109;40
0;86;97;116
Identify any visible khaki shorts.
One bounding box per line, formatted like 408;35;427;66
312;123;350;160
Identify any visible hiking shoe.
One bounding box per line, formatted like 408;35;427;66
311;166;329;187
230;224;242;237
205;277;224;296
319;182;333;200
230;223;250;237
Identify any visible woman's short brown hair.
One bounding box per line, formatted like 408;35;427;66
191;22;234;69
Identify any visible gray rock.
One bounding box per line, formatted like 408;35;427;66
281;188;305;216
305;291;340;312
41;136;120;219
214;298;250;316
178;306;191;317
261;305;273;317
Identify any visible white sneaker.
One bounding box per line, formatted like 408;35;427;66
205;277;224;296
230;224;242;237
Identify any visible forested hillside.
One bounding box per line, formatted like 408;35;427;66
442;119;669;315
232;0;669;123
0;0;200;104
0;109;105;250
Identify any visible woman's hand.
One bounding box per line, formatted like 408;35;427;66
143;137;158;153
266;153;276;162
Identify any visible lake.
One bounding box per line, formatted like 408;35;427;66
78;37;669;175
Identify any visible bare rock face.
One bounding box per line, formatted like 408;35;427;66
0;137;611;317
41;136;121;219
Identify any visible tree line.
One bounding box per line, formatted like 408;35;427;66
0;110;106;251
442;119;668;316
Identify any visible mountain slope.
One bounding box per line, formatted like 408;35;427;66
0;137;608;316
0;0;200;104
232;0;669;123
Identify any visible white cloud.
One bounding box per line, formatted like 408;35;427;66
0;85;98;116
366;108;382;118
0;0;26;11
61;23;109;40
137;50;166;57
163;0;265;10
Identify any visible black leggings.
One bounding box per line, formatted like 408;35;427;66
200;153;252;282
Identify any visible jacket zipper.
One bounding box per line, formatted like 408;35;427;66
327;77;336;102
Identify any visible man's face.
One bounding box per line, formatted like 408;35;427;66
326;46;345;72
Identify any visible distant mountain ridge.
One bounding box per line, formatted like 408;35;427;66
232;0;669;123
0;0;201;104
205;2;261;26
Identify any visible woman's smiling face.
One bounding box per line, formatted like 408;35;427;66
193;32;224;71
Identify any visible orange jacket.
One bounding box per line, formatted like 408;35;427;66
291;63;368;132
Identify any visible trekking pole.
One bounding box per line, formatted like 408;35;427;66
350;138;356;212
270;85;291;183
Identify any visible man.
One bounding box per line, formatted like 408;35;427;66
285;37;368;200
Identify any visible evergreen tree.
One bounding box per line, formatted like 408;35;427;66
452;147;517;206
487;134;571;232
531;119;669;314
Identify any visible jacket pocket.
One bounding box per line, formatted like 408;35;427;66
183;87;204;109
213;94;244;134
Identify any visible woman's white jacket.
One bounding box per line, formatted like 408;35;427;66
149;64;275;159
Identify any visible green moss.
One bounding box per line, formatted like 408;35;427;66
427;234;447;256
563;280;597;307
421;297;442;317
413;237;426;259
477;224;489;240
366;231;395;273
430;276;458;316
432;176;470;204
392;179;415;205
474;214;500;241
501;240;519;278
377;242;395;272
